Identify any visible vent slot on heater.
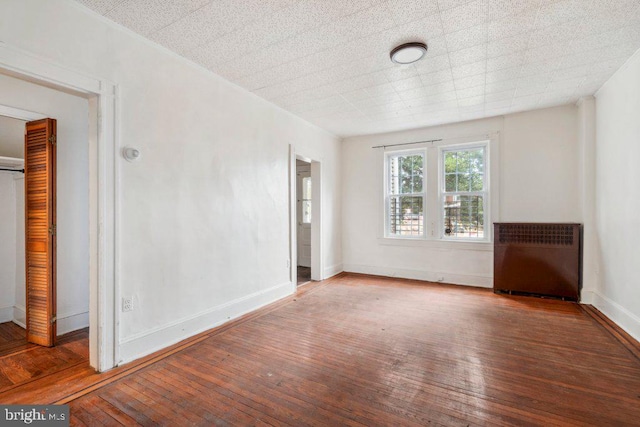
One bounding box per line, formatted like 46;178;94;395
494;223;582;301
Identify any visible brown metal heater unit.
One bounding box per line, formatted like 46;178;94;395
493;223;582;301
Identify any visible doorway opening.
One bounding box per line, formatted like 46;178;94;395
0;101;90;392
0;43;119;372
290;147;322;289
296;159;312;286
0;115;28;357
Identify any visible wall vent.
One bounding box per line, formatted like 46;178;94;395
498;224;575;246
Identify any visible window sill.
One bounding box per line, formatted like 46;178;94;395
378;237;493;251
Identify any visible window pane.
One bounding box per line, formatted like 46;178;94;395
389;196;423;236
458;173;470;192
301;177;312;224
444;152;457;174
302;177;312;200
415;156;422;191
445;174;456;192
443;147;484;193
470;172;484;191
302;201;311;223
400;159;412;193
443;195;484;238
389;154;423;194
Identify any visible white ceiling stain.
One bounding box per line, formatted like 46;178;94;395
76;0;640;137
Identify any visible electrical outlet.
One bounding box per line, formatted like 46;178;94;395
122;296;133;312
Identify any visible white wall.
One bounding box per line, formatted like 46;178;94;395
342;105;581;288
594;49;640;341
0;115;24;158
0;73;90;335
0;172;17;322
0;0;342;364
501;107;579;222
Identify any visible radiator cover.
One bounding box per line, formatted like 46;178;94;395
493;223;582;301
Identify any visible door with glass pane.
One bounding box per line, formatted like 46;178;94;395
296;165;311;268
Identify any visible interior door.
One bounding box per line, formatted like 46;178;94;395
297;165;311;268
25;118;57;347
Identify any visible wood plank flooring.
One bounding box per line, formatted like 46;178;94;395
4;274;640;426
0;321;31;357
0;323;89;394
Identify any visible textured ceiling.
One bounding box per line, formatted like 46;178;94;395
76;0;640;137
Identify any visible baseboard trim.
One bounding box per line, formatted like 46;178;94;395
343;264;492;288
11;305;88;335
118;281;293;365
0;305;13;323
324;263;343;280
13;305;25;328
580;289;595;305
58;310;89;336
582;305;640;361
591;291;640;343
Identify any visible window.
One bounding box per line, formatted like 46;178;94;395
302;176;312;223
383;140;490;242
442;146;486;239
385;152;425;237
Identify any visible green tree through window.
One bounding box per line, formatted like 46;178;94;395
388;153;424;236
443;147;485;238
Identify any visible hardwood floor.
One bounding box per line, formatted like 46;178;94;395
0;321;30;357
0;323;89;395
3;274;640;426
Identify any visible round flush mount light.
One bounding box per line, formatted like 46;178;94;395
390;42;428;64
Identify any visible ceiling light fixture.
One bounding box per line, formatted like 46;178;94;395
390;42;428;65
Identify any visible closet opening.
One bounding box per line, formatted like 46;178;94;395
0;77;91;390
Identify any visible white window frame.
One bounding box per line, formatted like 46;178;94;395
439;141;490;242
384;150;426;239
381;135;498;247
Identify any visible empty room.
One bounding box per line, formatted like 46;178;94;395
0;0;639;425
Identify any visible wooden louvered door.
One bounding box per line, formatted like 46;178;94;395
25;118;57;347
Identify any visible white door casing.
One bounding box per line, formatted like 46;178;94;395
289;146;322;287
297;163;311;268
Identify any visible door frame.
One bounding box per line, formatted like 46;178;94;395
296;162;311;268
289;145;322;290
0;42;118;371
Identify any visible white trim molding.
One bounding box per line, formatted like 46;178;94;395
0;104;47;121
343;263;492;288
289;145;324;283
11;305;89;336
591;291;640;343
0;41;118;372
58;310;90;336
118;281;293;365
324;263;344;279
13;305;26;328
0;306;13;323
580;289;595;305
